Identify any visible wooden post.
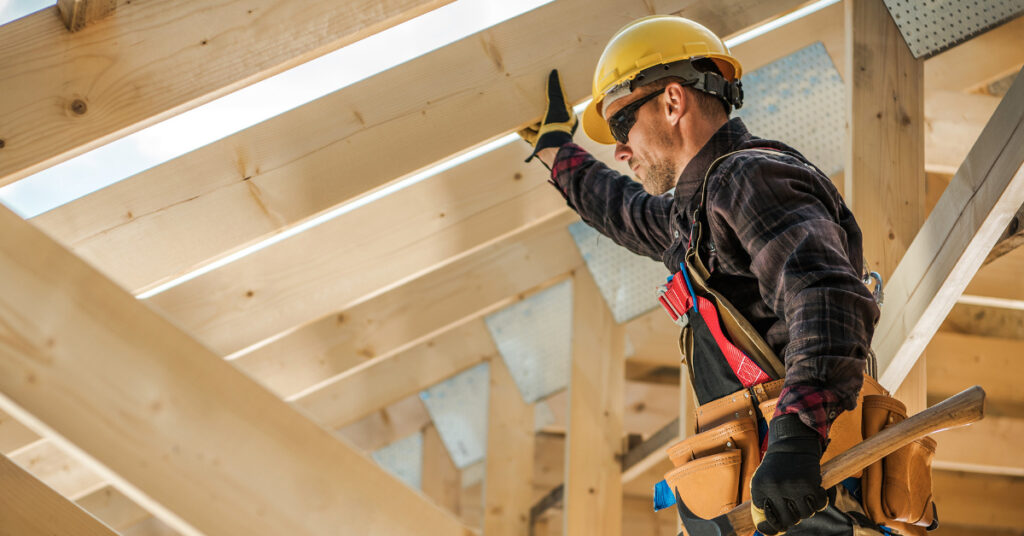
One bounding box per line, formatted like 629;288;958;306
845;0;927;413
563;270;625;536
0;452;118;536
57;0;117;32
483;356;535;535
422;423;462;516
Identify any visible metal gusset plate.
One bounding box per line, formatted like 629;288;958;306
883;0;1024;59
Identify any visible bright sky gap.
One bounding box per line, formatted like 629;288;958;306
0;0;842;299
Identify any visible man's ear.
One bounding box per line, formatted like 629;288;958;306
662;82;687;126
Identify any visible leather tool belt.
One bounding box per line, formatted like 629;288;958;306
665;375;938;534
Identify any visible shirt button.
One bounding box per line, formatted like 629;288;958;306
828;411;837;419
674;230;680;238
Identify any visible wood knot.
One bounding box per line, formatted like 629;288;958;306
70;99;88;115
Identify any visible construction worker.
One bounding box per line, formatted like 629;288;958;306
520;15;893;536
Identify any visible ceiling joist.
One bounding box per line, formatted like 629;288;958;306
0;0;455;184
29;0;806;295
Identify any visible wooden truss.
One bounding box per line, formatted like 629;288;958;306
0;0;1022;534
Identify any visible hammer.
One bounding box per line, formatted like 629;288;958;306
674;385;986;536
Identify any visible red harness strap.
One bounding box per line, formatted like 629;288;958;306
657;271;770;388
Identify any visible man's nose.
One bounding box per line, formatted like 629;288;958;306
614;142;632;162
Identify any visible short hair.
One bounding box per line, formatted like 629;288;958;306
642;58;731;120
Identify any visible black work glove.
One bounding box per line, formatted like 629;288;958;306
518;69;578;163
750;413;829;535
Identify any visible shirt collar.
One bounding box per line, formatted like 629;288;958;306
674;117;752;209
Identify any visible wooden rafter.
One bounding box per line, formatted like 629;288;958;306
0;0;455;184
873;69;1024;392
30;0;807;295
0;205;471;535
232;215;583;399
0;452;118;536
146;139;569;357
294;319;499;430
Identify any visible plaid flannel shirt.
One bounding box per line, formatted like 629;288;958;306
549;118;879;439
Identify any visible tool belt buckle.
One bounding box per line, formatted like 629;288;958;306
657;284;689;328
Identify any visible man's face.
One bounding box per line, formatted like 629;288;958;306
603;86;680;195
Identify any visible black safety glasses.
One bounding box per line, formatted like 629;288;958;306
607;88;666;144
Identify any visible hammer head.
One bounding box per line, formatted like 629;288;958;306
674;488;737;536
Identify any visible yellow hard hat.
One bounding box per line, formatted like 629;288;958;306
583;15;743;144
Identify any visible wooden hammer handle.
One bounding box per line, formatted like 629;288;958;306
726;385;986;535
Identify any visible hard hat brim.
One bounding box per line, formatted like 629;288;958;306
583;99;616;145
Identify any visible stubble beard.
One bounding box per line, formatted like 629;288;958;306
640;157;678;195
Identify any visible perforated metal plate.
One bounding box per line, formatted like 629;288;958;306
419;362;490;469
371;431;423;490
883;0;1024;59
485;280;573;403
568;222;668;324
735;42;845;177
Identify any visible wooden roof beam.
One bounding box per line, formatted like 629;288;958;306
0;452;118;536
0;205;472;535
0;0;455;184
872;68;1024;392
231;216;584;399
30;0;808;295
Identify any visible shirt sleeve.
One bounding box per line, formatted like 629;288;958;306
549;143;674;263
705;153;879;439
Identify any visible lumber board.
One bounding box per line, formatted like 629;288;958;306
57;0;117;32
563;270;625;535
926;332;1024;406
232;219;583;398
0;0;455;184
0;205;471;535
846;0;927;407
932;470;1024;529
926;92;1001;175
9;440;105;500
422;424;461;516
846;0;926;278
0;452;118;536
933;415;1024;477
941;303;1024;340
967;245;1024;304
76;486;152;533
294;319;498;430
483;355;535;536
336;394;432;453
146;138;574;358
873;70;1024;391
30;0;806;295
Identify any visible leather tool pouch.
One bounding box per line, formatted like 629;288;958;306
665;416;761;519
861;394;938;532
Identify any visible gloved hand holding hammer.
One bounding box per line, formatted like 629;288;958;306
750;413;830;534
